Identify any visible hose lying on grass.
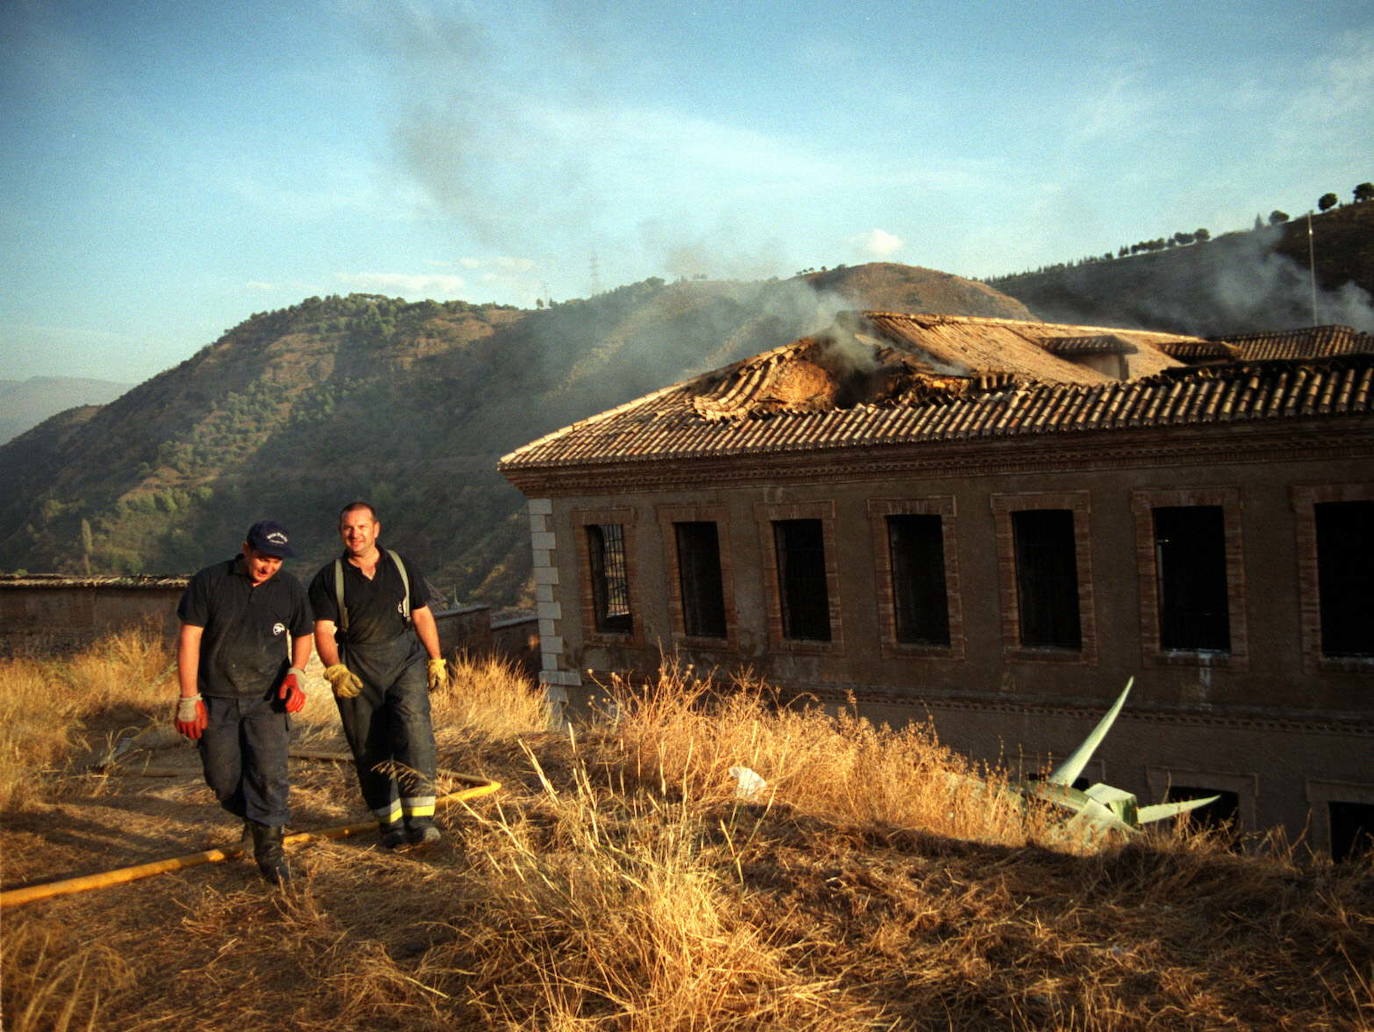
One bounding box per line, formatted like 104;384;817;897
0;767;500;908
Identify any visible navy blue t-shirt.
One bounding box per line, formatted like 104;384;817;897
308;550;430;646
177;556;313;697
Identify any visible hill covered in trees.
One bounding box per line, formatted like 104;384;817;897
0;266;1031;605
987;197;1374;336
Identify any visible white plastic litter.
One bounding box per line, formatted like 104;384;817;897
728;765;768;801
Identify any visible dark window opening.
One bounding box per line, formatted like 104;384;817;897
1165;785;1240;831
674;521;726;638
1012;509;1081;649
773;518;831;642
1153;506;1231;652
1315;501;1374;657
886;513;950;646
1329;801;1374;862
586;523;632;634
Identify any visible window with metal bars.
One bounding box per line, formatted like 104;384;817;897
1153;505;1231;652
1315;500;1374;657
674;521;727;638
1012;509;1081;649
773;518;831;642
586;523;632;634
886;513;950;646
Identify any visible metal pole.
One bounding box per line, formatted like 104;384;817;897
1307;211;1318;326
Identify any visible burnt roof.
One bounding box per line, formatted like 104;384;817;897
501;328;1374;474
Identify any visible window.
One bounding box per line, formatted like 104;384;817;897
773;518;831;642
1012;509;1081;649
1153;506;1230;652
1294;486;1372;670
1328;801;1374;862
992;492;1095;663
886;513;950;646
586;523;631;634
1132;488;1246;669
1165;785;1240;831
674;521;726;638
1315;500;1374;657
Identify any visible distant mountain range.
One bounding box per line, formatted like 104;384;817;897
1;205;1369;606
0;377;133;445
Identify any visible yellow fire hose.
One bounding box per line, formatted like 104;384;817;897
0;770;500;909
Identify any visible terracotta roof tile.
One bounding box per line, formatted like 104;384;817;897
501;354;1374;473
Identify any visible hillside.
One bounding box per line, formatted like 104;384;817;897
0;266;1032;605
0;376;133;445
987;202;1374;337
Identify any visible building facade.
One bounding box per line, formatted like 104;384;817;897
500;313;1374;856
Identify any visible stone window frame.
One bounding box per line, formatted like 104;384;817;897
570;506;642;648
656;503;738;651
1130;487;1249;671
867;496;965;661
1145;766;1259;830
1305;778;1374;860
1292;483;1374;673
990;491;1098;665
754;499;845;656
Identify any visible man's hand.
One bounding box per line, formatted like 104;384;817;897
323;663;363;699
278;667;307;713
426;657;448;693
175;695;208;740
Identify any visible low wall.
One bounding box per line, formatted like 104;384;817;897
0;575;187;654
0;580;542;678
432;606;539;678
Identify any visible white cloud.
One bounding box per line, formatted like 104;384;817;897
245;280;277;291
852;228;904;259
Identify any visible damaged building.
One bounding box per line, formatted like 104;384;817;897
498;312;1374;857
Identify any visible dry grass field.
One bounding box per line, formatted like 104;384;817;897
1;629;1370;1031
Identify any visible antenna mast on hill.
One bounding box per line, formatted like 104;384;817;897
589;253;602;297
1306;212;1319;326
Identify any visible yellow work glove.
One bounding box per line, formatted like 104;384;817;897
426;657;448;693
323;663;363;699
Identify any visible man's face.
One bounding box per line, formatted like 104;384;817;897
241;544;284;586
340;509;380;557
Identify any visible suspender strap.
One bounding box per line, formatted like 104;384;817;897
334;551;411;633
388;549;411;624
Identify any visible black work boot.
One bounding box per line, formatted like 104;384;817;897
249;821;290;886
405;816;442;846
379;819;407;850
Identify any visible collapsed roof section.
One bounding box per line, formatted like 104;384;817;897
498;312;1374;476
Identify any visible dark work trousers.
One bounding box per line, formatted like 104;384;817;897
335;633;437;826
198;693;290;827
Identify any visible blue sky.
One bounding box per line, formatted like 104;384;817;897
3;0;1371;382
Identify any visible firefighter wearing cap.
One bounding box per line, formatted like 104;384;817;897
173;520;313;885
308;501;446;849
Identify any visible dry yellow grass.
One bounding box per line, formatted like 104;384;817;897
0;626;174;810
1;635;1371;1031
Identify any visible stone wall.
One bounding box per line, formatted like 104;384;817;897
0;576;186;653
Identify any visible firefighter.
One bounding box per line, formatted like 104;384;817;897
174;520;313;885
308;501;447;849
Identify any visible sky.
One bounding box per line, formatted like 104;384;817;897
3;0;1372;384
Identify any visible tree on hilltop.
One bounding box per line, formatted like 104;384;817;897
1318;193;1339;212
1269;210;1290;225
1355;182;1374;203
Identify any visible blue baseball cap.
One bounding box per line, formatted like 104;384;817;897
246;520;295;558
